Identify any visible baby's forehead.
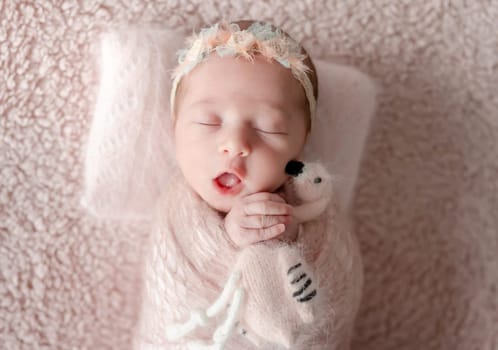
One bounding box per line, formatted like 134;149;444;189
179;55;306;109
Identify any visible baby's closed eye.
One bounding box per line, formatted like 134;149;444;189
195;115;222;126
198;121;221;126
253;120;288;135
254;127;288;135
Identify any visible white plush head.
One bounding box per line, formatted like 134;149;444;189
285;161;333;204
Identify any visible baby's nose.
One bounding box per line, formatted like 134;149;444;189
219;132;251;157
220;145;250;157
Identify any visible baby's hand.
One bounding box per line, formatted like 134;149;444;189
224;192;293;248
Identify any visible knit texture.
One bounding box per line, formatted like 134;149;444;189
134;166;362;349
1;1;497;349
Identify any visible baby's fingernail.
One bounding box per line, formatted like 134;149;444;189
278;224;286;233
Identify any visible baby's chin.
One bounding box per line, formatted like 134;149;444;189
203;197;234;215
195;190;235;214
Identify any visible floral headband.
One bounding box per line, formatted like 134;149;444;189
170;22;317;123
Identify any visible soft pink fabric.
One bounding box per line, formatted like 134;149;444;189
134;166;363;349
235;242;317;348
135;168;238;348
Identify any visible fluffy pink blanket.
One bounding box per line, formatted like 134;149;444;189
1;1;497;349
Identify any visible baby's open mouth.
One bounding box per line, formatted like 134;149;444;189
215;172;241;188
213;172;243;195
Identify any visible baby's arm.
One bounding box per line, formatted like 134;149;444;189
224;192;295;248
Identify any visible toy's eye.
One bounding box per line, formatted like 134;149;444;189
314;177;322;184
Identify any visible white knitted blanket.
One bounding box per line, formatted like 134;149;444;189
1;1;497;349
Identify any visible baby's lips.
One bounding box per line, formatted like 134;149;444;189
216;172;241;188
213;172;244;196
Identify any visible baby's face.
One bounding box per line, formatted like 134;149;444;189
174;55;308;213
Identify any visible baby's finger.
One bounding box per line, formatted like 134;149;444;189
243;192;286;204
240;214;291;229
243;201;292;216
239;224;287;245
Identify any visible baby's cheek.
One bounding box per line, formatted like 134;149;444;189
258;157;289;192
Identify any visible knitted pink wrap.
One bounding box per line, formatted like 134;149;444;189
134;165;363;349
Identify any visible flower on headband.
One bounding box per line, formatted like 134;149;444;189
206;27;231;48
247;22;281;41
227;31;257;60
176;22;303;69
258;39;288;65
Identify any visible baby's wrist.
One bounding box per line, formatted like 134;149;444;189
278;221;299;243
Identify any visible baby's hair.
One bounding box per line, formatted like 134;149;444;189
172;19;318;132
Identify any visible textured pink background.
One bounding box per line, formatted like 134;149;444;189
1;1;497;349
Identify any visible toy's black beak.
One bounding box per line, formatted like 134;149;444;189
285;160;304;177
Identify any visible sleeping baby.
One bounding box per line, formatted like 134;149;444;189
133;20;363;350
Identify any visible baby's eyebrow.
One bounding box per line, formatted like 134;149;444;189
187;98;218;109
258;103;290;119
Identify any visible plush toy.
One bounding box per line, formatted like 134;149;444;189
165;161;333;350
284;160;334;223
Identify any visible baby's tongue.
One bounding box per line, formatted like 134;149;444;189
217;173;240;187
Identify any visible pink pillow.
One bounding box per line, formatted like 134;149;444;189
81;28;377;221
